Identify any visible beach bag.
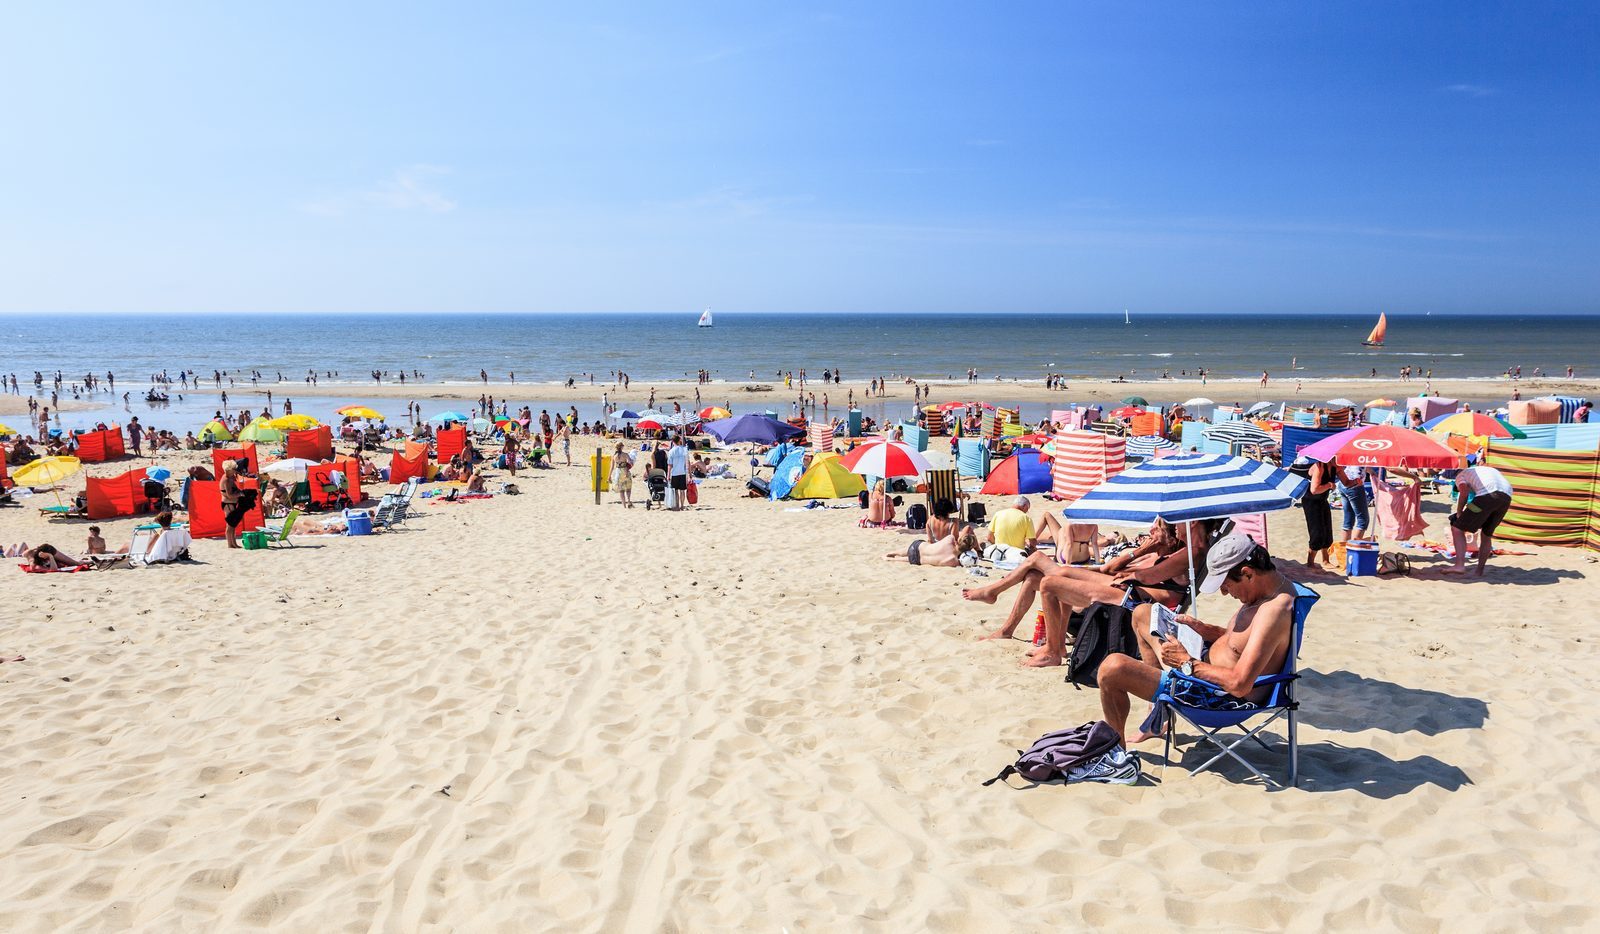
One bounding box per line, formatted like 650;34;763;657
1378;552;1412;576
240;530;267;550
967;502;987;524
906;504;928;530
982;720;1122;785
686;481;698;505
1065;602;1140;689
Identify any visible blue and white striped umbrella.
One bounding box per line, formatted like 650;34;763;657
1061;452;1308;525
1203;422;1276;446
1125;435;1181;460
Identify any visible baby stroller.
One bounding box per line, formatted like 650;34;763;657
643;468;668;510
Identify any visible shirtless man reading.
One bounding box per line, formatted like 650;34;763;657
1097;534;1296;744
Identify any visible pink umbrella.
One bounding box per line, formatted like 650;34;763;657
1296;424;1463;469
837;440;933;478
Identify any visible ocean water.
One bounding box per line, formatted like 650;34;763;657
4;312;1594;432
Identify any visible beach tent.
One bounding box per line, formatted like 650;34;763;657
211;444;260;477
1407;397;1457;423
199;420;234;443
389;449;429;484
187;478;263;539
286;426;334;462
789;452;867;500
1280;426;1345;465
979;447;1053;495
1486;441;1600;553
768;449;808;500
956;438;992;479
74;427;126;463
1541;396;1590;423
86;466;151;520
1507;400;1561;426
237;416;285;443
1051;430;1126;504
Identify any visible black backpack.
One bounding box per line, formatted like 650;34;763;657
1064;602;1141;689
906;503;928;530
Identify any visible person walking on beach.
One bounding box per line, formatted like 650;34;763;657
127;417;142;456
502;431;520;477
611;442;634;507
1260;371;1269;388
667;435;689;510
557;422;571;466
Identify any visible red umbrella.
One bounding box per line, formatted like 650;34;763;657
637;418;665;431
1110;405;1145;418
1298;424;1463;469
1013;432;1053;447
837;440;933;478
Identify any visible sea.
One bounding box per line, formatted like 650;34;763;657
4;312;1595;433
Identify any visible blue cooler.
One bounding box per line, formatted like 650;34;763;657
344;510;373;536
1345;540;1378;576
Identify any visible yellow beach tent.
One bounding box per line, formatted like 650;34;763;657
199;420;234;442
789;452;867;500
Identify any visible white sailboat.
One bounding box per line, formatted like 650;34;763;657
1124;308;1131;325
698;308;714;328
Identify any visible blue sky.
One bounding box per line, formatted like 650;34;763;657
1;2;1595;314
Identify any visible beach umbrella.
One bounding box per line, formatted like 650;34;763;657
199;419;234;442
702;413;803;445
1183;398;1215;407
1109;405;1145;418
337;405;384;420
1203;422;1276;446
0;420;15;438
637;419;665;431
238;416;285;443
1366;398;1399;408
1121;396;1149;407
262;457;321;479
1125;436;1182;460
1013;432;1053;447
1297;424;1463;469
1062;452;1310;607
1326;398;1358;408
428;411;470;424
663;412;701;427
699;406;732;420
837;440;932;478
13;455;82;487
147;466;172;482
270;414;321;430
1423;412;1524;440
1246;401;1276;415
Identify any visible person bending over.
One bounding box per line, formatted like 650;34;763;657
1097;534;1295;744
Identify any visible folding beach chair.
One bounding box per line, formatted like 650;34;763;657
925;468;958;510
256;508;300;547
1157;583;1319;788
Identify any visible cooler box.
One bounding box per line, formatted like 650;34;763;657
344;510;373;536
1345;540;1378;577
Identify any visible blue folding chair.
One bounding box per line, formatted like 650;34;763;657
1157;583;1319;788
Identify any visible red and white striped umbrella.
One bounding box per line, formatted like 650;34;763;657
837;440;933;478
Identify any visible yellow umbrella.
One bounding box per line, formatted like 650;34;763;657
336;405;384;419
13;456;82;486
1366;398;1399;408
268;414;320;430
0;420;16;438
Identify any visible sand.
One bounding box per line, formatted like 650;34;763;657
2;444;1598;930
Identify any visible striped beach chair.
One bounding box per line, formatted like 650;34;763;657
925;468;958;510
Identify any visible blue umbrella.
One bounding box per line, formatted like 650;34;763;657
1062;452;1308;605
430;411;471;423
702;413;803;445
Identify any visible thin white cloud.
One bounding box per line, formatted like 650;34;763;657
297;165;457;216
1442;83;1497;97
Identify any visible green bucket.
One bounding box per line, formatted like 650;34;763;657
241;530;268;550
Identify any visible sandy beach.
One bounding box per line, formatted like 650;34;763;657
3;441;1597;930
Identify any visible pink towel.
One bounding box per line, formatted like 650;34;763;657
1371;479;1427;541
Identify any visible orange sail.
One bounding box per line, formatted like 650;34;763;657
1364;312;1387;345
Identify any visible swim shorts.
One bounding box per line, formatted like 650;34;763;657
907;540;922;566
1449;491;1511;535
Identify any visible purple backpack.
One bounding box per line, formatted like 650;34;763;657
983;720;1121;786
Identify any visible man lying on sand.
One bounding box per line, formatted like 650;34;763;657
885;526;979;567
1098;534;1295;745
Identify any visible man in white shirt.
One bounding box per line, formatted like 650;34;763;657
1446;465;1514;576
666;436;690;511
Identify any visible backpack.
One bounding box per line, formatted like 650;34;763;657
905;503;928;530
857;490;870;509
982;720;1122;785
1064;602;1141;689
